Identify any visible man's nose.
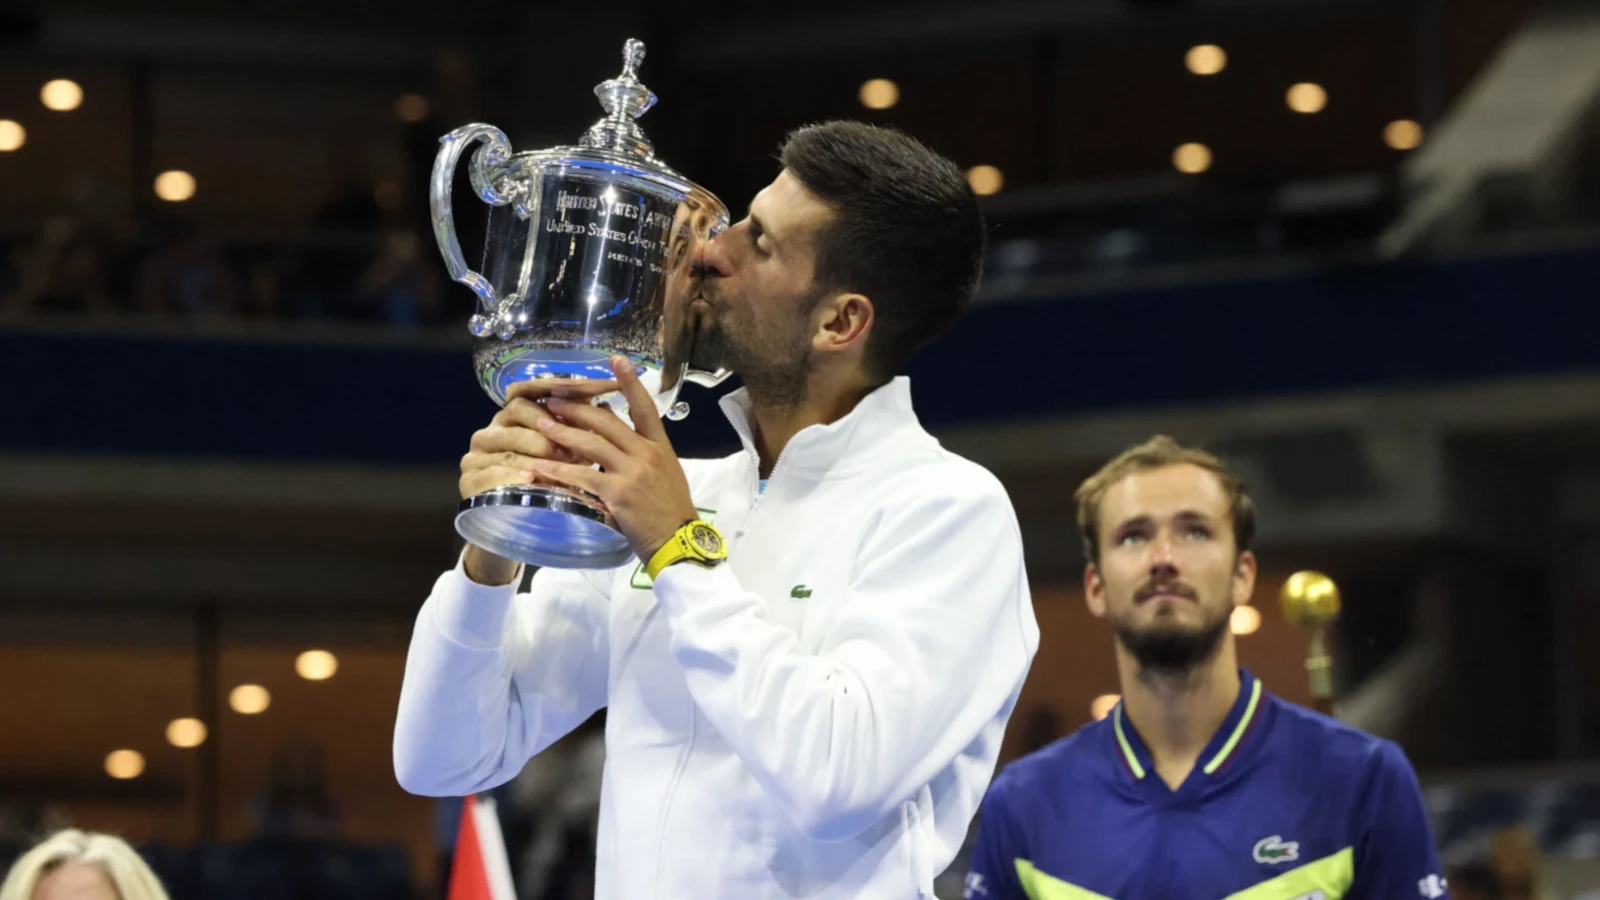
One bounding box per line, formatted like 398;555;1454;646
1149;539;1178;574
693;230;733;279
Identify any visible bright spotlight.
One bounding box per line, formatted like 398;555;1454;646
1385;119;1424;150
966;165;1004;196
1172;142;1212;174
166;718;208;748
105;749;145;780
229;684;271;715
1287;82;1328;114
0;120;25;152
296;649;339;681
41;79;83;112
1186;45;1227;76
858;79;900;110
154;170;197;202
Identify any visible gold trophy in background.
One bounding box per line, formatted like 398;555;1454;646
1280;571;1342;716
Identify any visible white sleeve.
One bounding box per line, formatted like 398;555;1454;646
649;476;1039;841
392;553;612;797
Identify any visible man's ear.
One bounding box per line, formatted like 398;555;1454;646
1085;561;1108;619
812;292;873;354
1232;550;1258;608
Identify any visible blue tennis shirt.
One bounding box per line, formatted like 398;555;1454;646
964;670;1447;900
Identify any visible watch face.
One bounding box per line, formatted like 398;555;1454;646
689;523;724;555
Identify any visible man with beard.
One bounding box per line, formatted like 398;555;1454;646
393;121;1040;900
961;436;1446;900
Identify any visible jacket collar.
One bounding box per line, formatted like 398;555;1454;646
1112;669;1266;783
717;376;927;479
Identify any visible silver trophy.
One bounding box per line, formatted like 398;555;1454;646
430;38;731;569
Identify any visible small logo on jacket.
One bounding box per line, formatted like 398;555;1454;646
1253;835;1300;864
963;873;988;898
790;585;813;599
1418;874;1447;898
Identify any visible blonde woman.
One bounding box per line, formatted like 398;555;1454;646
0;829;170;900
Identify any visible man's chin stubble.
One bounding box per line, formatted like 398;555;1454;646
1113;615;1230;677
687;321;812;409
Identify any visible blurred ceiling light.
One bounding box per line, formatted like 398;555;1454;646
1090;694;1121;721
229;684;271;715
0;120;25;152
395;94;430;124
1230;605;1262;635
105;749;145;780
1186;44;1227;76
166;718;208;749
296;649;339;681
1385;119;1424;150
41;79;83;112
1172;142;1212;174
966;164;1004;196
1287;82;1327;114
154;170;196;202
858;78;899;111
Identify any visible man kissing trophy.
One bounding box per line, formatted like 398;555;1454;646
429;38;730;569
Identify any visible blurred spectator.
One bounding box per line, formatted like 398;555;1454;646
1451;861;1506;900
512;715;604;900
249;739;342;840
0;217;117;320
0;829;170;900
241;255;289;322
356;231;442;326
314;149;385;235
300;169;385;317
1491;825;1556;900
136;226;240;319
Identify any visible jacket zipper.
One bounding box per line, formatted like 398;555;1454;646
748;439;797;516
749;458;765;515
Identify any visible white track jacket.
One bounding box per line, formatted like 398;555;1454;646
394;377;1039;899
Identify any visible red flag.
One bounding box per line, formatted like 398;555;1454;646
447;794;517;900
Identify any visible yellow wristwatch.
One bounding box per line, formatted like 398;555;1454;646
645;519;729;581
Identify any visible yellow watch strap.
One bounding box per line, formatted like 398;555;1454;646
644;532;687;582
645;519;724;582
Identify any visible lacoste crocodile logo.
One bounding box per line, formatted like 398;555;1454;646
790;585;812;599
1253;835;1300;864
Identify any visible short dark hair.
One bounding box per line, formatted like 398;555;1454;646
1073;435;1257;564
779;121;985;382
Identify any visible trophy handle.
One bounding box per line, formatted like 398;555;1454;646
657;368;733;421
430;123;517;336
683;367;733;389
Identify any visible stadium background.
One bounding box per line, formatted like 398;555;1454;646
2;0;1600;897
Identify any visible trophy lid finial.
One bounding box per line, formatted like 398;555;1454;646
581;38;658;157
622;38;645;80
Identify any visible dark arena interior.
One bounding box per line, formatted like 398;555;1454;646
2;0;1600;898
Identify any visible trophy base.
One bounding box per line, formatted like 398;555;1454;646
455;484;634;570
